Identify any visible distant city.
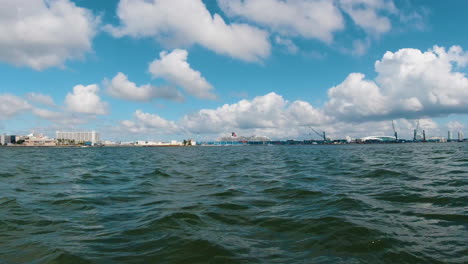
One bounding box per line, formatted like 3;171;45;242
0;129;466;147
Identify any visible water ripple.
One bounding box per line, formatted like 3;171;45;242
0;144;466;263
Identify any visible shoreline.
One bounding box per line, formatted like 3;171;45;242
0;141;465;148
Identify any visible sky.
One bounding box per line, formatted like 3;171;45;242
0;0;467;141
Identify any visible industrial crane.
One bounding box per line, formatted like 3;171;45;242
309;126;326;142
392;120;398;141
413;120;420;141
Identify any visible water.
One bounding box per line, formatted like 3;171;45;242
0;144;467;264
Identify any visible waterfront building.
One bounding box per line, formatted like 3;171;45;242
23;133;56;146
2;135;16;145
217;134;271;142
135;141;160;146
448;131;453;142
56;131;100;145
170;140;182;145
458;131;464;142
24;136;57;146
427;137;447;143
360;136;396;143
103;140;117;146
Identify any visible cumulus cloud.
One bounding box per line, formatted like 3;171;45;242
105;0;270;62
115;91;463;140
0;0;99;70
274;36;298;54
351;38;371;56
26;93;55;107
149;49;216;100
0;92;99;128
106;72;184;102
117;93;328;138
218;0;344;43
326;73;388;120
339;0;397;35
121;110;179;134
218;0;405;55
447;121;464;131
65;84;108;115
325;45;468;121
181;92;327;133
436;45;468;67
32;108;87;127
0;94;31;120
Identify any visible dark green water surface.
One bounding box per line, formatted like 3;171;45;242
0;144;467;263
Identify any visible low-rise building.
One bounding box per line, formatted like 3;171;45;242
360;136;397;143
427;137;447;143
24;137;57;146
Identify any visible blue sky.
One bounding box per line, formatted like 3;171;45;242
1;0;467;141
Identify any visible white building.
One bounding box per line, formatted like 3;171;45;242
56;131;100;145
360;136;396;142
458;131;464;141
1;134;16;145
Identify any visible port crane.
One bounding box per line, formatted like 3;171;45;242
413;120;420;141
392;120;398;141
309;126;326;142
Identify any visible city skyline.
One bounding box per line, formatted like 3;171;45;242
1;0;467;141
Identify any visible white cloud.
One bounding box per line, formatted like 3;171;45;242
65;84;108;115
447;121;464;131
0;0;99;70
178;95;444;140
0;94;31;120
351;38;371;56
339;0;397;35
274;36;298;54
106;72;184;102
218;0;344;43
435;45;468;68
26;93;55;106
32;108;86;127
418;118;439;130
149;49;216;100
326;73;388;120
121;110;179;134
0;93;100;128
115;91;463;140
325;46;468;121
105;0;270;62
181;92;328;133
218;0;403;56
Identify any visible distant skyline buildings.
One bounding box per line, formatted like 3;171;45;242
0;0;467;141
0;127;466;146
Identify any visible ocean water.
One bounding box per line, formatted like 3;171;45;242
0;144;466;264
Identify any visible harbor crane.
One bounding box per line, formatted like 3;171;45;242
392;120;398;141
413;120;420;141
309;126;326;142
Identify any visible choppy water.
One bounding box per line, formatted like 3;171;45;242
0;144;467;264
